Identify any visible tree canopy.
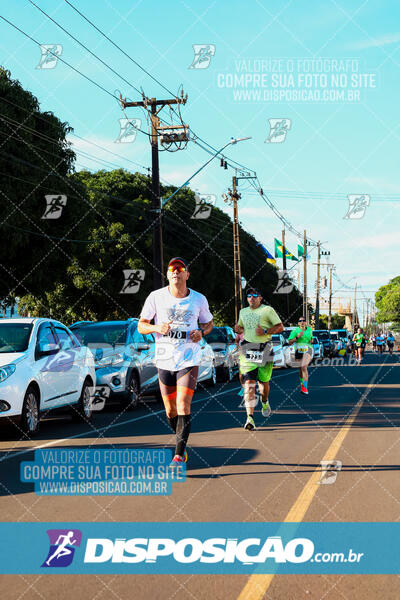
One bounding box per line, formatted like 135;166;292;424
375;276;400;328
1;68;305;327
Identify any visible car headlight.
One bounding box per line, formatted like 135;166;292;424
96;353;125;367
0;364;16;383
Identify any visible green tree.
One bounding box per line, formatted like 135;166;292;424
375;276;400;326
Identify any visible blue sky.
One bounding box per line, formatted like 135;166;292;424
1;0;400;322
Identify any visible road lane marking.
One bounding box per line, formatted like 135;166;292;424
237;356;387;600
0;369;298;462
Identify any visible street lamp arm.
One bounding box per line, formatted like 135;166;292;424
162;137;251;207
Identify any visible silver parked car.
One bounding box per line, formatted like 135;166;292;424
204;326;239;382
70;319;159;409
70;319;217;407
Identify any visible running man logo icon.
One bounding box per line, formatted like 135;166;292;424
344;194;370;219
42;195;67;220
42;529;82;567
36;44;63;69
189;44;216;69
191;194;216;219
115;118;141;143
90;385;110;411
274;270;294;294
318;460;342;485
120;269;145;294
265;118;291;143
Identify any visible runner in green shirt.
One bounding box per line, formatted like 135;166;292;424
234;287;283;430
288;317;313;395
353;327;364;363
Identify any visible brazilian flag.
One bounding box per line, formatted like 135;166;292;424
274;238;298;261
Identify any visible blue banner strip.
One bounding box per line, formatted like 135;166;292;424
0;523;398;574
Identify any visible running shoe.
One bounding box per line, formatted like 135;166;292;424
171;450;188;464
261;400;271;418
244;415;256;430
300;384;309;395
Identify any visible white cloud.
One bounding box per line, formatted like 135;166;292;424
348;33;400;50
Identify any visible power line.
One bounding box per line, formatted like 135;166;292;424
0;14;118;100
64;0;177;98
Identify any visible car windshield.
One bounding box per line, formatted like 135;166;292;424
330;333;339;340
71;323;128;346
281;330;293;340
337;330;347;339
271;335;282;346
315;332;329;340
0;323;33;353
205;329;226;344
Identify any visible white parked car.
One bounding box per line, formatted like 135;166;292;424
197;337;218;386
0;318;96;436
312;336;324;360
272;334;290;368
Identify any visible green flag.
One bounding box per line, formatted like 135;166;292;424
275;238;299;261
274;238;284;258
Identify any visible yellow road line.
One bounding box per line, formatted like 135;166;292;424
237;360;385;600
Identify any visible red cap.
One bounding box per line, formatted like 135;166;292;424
168;257;188;269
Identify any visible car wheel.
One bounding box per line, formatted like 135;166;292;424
122;372;140;411
21;387;40;436
207;363;217;387
72;379;93;422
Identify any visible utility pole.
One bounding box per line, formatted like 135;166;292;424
232;175;242;323
313;244;331;329
327;264;335;330
281;229;290;322
224;169;256;322
303;230;307;321
120;93;187;290
315;241;321;329
353;283;357;331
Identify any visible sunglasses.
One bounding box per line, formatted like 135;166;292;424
298;319;306;323
247;293;260;298
168;265;186;273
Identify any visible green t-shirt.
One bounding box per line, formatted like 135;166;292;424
238;304;282;371
354;333;363;346
238;304;282;343
288;326;313;347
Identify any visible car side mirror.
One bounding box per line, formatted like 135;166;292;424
37;343;60;358
136;343;150;351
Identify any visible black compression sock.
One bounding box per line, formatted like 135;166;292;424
167;415;178;433
175;414;191;456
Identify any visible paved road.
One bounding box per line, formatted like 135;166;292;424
1;351;399;599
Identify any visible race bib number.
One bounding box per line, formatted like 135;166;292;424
245;349;264;364
166;329;186;340
296;344;309;354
